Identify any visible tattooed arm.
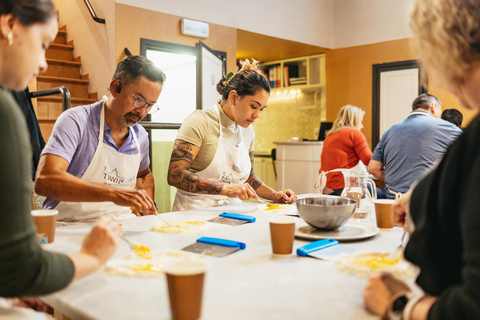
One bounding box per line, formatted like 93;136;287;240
168;139;224;194
246;150;298;204
168;140;259;200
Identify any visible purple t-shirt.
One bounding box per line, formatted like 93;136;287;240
41;101;150;209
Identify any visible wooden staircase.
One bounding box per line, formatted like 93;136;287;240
34;25;98;140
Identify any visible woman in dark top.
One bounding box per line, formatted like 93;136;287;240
363;0;480;319
0;0;118;317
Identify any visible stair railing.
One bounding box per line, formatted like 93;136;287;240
83;0;105;24
30;86;71;111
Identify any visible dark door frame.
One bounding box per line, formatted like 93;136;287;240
371;59;427;148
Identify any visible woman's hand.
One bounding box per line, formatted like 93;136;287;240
272;189;297;204
80;215;119;267
220;183;260;201
392;189;412;228
363;271;411;318
69;215;120;282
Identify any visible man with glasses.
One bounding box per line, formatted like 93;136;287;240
368;93;462;199
35;56;166;221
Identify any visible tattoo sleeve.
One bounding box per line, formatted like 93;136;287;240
167;140;224;195
246;151;264;190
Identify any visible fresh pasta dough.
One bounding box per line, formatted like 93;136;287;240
252;203;297;214
151;220;207;233
333;252;419;279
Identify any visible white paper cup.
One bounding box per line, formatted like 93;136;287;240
31;210;59;243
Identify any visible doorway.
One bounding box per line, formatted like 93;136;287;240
372;60;427;148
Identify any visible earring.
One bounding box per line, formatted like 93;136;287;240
7;32;13;46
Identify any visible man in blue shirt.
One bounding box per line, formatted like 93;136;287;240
35;56;166;221
368;94;462;199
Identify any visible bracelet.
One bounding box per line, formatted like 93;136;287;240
402;293;424;320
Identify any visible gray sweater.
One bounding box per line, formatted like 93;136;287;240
0;89;74;297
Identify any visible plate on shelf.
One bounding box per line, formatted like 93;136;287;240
295;221;379;241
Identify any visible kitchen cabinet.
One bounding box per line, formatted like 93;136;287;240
275;141;323;194
253;154;276;189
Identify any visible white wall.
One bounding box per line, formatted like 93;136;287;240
333;0;414;48
115;0;335;48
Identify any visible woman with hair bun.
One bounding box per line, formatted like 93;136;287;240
168;59;297;211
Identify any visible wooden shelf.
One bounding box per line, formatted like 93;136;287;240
259;54;325;91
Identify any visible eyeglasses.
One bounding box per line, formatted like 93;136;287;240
119;81;160;114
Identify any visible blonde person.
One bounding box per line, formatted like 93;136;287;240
363;0;480;319
0;0;118;318
318;105;382;197
168;60;297;211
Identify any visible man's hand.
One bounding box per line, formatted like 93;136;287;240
113;189;156;215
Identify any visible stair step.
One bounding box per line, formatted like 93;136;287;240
36;76;90;98
46;43;74;61
53;29;67;45
45;59;82;78
48;43;73;50
47;59;81;66
37;96;96;103
37;75;89;84
35;97;98;119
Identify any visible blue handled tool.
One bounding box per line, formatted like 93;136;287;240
297;239;338;256
182;237;246;257
207;212;256;226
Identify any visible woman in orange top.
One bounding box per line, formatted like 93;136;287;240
319;105;373;196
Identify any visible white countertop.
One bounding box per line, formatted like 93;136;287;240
41;195;408;320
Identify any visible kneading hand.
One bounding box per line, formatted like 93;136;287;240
363;271;411;318
220;183;259;201
272;189;297;204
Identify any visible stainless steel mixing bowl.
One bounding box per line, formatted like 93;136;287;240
296;196;357;230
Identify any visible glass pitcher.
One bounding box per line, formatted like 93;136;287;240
340;170;377;223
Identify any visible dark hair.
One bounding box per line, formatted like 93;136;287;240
0;0;56;25
441;108;463;127
412;93;441;111
216;60;270;101
113;55;166;85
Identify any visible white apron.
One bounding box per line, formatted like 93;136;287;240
56;102;141;221
172;104;252;211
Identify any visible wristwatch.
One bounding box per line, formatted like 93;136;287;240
388;292;411;320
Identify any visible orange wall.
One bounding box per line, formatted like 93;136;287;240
115;4;237;74
326;38;477;148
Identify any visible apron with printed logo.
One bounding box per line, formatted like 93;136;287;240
172;104;252;211
55;102;141;221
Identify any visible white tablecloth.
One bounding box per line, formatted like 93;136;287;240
41;196;409;320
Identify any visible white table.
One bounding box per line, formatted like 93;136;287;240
42;197;406;320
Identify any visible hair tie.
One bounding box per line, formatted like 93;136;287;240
223;72;236;87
